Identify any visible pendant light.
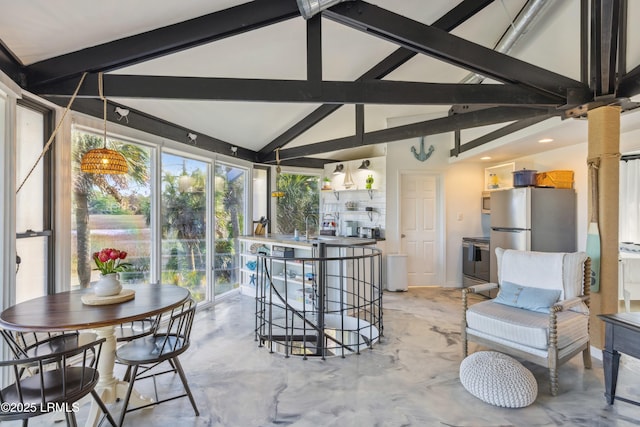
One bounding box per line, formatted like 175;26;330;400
80;73;128;174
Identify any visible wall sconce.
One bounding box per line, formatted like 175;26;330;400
358;160;370;170
333;164;344;174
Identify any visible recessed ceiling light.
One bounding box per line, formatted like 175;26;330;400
480;156;492;160
538;138;554;143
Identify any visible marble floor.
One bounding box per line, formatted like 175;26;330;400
14;287;640;426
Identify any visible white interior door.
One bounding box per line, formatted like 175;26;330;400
400;173;441;286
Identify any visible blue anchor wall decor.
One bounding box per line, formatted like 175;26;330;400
411;137;435;162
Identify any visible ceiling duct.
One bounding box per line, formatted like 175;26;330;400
296;0;355;20
461;0;552;84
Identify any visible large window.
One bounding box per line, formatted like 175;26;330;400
70;128;152;289
161;153;208;301
15;101;53;303
214;162;247;296
275;172;319;235
69;126;250;303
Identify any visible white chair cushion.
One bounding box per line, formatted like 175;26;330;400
495;248;587;300
466;300;589;350
460;351;537;408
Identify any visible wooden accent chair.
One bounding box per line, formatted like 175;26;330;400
462;248;592;396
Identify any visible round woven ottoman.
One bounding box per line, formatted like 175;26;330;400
460;351;538;408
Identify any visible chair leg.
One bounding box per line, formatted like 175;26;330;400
462;329;468;358
65;411;77;427
123;365;132;382
583;346;592;369
461;290;469;358
549;366;559;396
91;389;118;427
118;364;139;427
172;357;199;416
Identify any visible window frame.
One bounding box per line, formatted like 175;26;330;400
15;98;55;296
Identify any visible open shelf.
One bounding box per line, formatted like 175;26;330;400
322;188;376;200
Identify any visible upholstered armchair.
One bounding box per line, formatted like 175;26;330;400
462;248;592;396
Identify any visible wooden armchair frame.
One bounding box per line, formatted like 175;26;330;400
462;257;592;396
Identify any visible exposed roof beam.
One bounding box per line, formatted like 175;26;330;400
325;1;591;103
0;40;23;85
618;64;640;99
24;0;300;87
45;96;258;162
36;74;562;106
590;0;622;96
257;0;495;160
260;105;341;158
271;107;557;162
307;15;322;97
450;113;554;157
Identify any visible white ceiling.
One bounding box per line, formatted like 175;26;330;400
1;0;639;163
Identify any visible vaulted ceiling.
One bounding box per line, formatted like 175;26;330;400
1;0;639;167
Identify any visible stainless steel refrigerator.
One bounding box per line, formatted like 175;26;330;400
490;187;576;283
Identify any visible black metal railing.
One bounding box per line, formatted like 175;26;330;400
255;243;382;359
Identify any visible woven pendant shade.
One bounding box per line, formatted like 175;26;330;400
80;72;129;175
81;147;128;174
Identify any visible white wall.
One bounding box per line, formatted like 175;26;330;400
351;116;640;288
503;124;640;254
384;133;485;287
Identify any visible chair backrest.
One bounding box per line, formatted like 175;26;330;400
153;298;196;358
495;248;589;300
2;331;79;359
0;335;105;422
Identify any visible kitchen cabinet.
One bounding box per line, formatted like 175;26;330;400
484;162;514;191
239;237;316;310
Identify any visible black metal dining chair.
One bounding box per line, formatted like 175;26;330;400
0;336;117;427
115;298;199;426
1;330;99;378
115;317;159;343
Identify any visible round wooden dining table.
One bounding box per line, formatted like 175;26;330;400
0;283;190;427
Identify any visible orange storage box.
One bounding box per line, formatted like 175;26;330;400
535;170;574;189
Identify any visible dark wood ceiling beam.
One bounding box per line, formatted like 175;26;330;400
24;0;300;87
259;104;341;158
307;15;322;97
0;40;23;85
618;64;640;99
45;97;257;162
270;107;557;162
325;1;591;103
355;104;364;144
37;74;563;106
256;0;495;160
450;113;554;157
590;0;622;96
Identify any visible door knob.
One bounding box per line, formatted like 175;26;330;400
401;234;406;238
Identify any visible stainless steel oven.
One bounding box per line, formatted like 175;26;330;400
462;238;490;284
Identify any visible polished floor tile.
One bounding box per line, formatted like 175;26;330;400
13;287;640;426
